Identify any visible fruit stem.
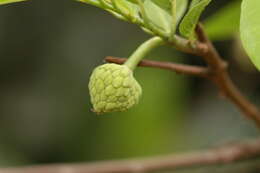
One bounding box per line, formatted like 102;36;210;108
124;37;165;71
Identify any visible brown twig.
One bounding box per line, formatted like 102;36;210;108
195;23;260;128
1;139;260;173
105;56;209;78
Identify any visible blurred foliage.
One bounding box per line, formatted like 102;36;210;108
0;0;259;173
204;0;241;41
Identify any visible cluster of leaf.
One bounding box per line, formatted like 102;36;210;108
3;0;259;72
79;0;260;71
78;0;211;41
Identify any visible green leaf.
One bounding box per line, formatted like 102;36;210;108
171;0;177;35
240;0;260;70
204;1;240;41
79;0;188;38
112;0;141;22
143;0;188;32
143;0;172;34
176;0;188;23
125;0;140;4
0;0;25;5
151;0;171;12
145;0;188;21
190;0;201;8
102;0;112;4
179;0;212;39
107;9;128;21
77;0;103;8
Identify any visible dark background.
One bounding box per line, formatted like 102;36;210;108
0;0;259;171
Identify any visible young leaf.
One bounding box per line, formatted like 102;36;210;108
151;0;171;12
103;0;112;4
148;0;188;21
142;0;188;36
171;0;177;36
240;0;260;70
0;0;25;5
112;0;141;22
179;0;212;39
204;1;240;41
143;0;172;35
190;0;201;8
176;0;188;23
126;0;138;3
107;9;128;21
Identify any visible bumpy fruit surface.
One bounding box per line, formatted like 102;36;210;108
89;63;142;114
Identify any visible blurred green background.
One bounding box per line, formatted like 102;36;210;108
0;0;259;171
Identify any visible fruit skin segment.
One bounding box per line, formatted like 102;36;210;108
88;63;142;114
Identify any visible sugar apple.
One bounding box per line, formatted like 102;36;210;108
88;63;142;114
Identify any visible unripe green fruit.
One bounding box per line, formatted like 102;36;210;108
89;63;142;114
